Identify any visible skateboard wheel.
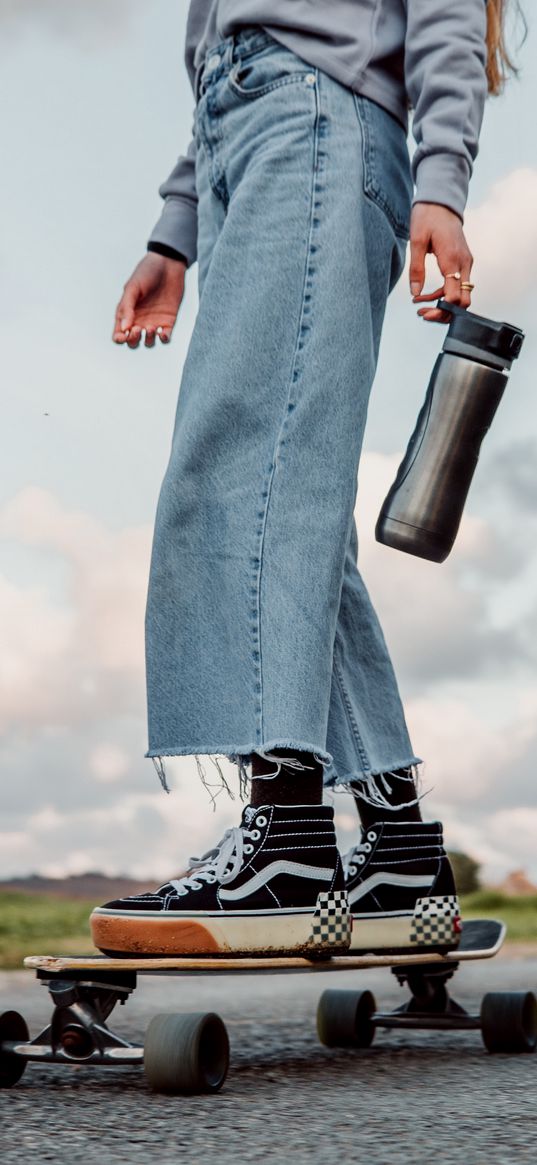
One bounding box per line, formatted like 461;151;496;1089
481;991;537;1054
143;1011;229;1094
317;989;376;1049
0;1010;29;1088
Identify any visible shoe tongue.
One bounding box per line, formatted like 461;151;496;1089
242;805;258;827
243;801;266;829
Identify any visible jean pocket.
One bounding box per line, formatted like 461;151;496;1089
228;42;313;101
354;94;413;241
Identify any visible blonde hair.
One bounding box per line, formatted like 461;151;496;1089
486;0;526;94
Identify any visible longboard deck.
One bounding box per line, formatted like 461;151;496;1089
24;918;505;976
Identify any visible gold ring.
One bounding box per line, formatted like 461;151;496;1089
460;282;475;291
445;271;462;280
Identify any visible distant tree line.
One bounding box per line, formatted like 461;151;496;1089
447;851;480;895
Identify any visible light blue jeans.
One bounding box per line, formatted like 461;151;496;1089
144;26;422;790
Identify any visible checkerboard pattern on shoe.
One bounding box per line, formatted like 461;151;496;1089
343;820;461;953
410;895;460;946
91;803;350;958
311;889;352;945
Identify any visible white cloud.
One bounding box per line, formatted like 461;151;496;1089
0;779;241;882
0;487;151;733
355;453;529;684
465;169;537;306
89;743;130;783
406;695;521;804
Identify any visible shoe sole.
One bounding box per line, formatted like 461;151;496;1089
90;891;351;958
349;895;461;953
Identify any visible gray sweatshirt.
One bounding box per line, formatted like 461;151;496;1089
148;0;488;266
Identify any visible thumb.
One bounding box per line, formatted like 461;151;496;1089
409;234;427;298
117;280;140;332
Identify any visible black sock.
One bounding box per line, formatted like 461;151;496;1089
352;767;423;829
250;748;324;807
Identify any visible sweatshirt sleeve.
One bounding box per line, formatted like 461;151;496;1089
147;123;198;267
404;0;488;220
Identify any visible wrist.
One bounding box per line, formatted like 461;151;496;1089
412;201;463;225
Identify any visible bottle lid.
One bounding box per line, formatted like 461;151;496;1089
436;299;524;367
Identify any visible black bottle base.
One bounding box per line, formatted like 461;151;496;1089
375;515;453;564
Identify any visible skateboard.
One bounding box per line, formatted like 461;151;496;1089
2;919;536;1094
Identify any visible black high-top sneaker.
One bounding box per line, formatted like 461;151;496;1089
343;820;461;953
90;804;351;958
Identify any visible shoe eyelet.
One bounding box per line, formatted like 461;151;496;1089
244;843;254;854
255;815;267;828
191;881;202;890
205;874;217;883
367;831;377;843
349;865;357;876
357;854;366;864
250;829;261;841
363;842;372;853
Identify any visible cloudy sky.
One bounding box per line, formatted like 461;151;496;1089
1;3;536;885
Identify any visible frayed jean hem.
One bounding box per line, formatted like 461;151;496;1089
326;754;423;789
145;744;423;802
144;740;332;766
145;741;334;798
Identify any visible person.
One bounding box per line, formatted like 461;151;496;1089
90;1;520;958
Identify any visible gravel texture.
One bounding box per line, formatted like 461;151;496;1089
1;950;537;1164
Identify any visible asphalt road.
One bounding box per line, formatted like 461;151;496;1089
1;950;536;1165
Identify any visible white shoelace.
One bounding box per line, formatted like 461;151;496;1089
169;823;259;896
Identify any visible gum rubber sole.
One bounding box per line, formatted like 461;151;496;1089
90;906;347;958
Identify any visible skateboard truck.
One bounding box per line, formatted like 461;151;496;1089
0;971;143;1086
317;960;537;1051
0;967;229;1094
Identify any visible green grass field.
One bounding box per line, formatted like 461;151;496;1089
461;890;537;944
0;888;536;969
0;891;97;969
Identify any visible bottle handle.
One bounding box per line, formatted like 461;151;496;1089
435;298;467;319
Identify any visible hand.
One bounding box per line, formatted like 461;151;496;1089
409;203;474;324
112;252;187;348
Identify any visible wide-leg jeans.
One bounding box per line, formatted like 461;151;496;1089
144;26;422;788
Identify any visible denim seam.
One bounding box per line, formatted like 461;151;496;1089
229;70;313;102
251;71;322;745
354;94;409;241
332;634;371;773
203;85;229;208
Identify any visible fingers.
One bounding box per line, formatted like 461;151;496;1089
116;324;173;349
441;267;464;306
458;258;474;311
113;281;139;344
413;285;449;324
142;327;171;348
413;257;474;324
127;326;143;349
415;287;455;324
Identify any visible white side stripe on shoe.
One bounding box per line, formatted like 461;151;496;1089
219;861;333;902
348;872;433;907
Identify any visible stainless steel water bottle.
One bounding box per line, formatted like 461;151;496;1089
375;300;525;563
